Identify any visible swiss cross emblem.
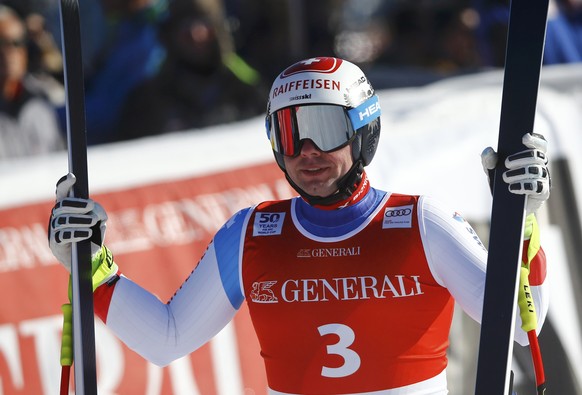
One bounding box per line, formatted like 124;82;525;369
301;58;321;66
281;57;343;77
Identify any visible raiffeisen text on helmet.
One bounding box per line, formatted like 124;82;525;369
267;57;373;113
271;78;341;98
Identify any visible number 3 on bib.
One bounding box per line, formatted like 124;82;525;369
318;323;361;378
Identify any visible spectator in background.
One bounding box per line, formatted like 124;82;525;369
225;0;342;84
59;0;167;145
25;11;63;79
544;0;582;64
430;6;482;73
116;0;267;141
474;0;582;67
0;5;64;159
1;0;64;101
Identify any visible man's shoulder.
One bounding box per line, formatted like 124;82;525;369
385;191;422;205
255;198;295;212
221;200;293;229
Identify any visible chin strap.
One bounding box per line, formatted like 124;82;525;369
286;161;365;207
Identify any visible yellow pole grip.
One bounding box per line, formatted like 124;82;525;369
60;303;73;367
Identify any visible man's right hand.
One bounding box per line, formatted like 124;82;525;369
48;173;108;272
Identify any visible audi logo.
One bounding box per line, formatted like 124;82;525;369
385;208;412;217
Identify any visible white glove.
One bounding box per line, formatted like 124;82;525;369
481;133;550;215
48;173;108;272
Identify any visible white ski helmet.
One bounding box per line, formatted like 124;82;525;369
265;57;381;204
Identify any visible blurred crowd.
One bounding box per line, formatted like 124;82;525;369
0;0;580;159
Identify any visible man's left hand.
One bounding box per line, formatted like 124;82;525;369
481;132;550;215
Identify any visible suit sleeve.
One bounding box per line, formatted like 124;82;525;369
417;196;549;346
93;207;253;366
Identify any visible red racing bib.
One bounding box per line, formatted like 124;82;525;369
242;194;454;394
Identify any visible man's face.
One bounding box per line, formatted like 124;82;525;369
283;139;354;198
167;16;221;71
0;15;27;83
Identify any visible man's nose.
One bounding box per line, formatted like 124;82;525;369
299;139;321;156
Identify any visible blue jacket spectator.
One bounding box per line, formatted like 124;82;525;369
544;0;582;64
57;0;167;145
116;0;267;141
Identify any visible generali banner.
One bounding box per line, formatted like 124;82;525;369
0;159;294;395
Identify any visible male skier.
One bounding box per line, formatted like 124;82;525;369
49;57;550;394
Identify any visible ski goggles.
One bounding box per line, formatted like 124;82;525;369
267;95;381;157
